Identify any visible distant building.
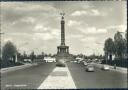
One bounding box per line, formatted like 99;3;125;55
23;58;32;62
44;57;56;62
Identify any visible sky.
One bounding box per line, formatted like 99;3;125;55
1;1;127;56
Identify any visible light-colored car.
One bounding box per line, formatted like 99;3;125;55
101;65;110;71
73;61;77;63
83;62;88;66
86;65;95;72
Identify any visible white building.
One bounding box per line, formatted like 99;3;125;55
44;57;56;62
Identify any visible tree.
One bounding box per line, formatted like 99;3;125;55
114;31;126;59
104;38;115;61
30;51;35;62
17;52;22;61
23;51;27;58
2;41;17;66
124;30;127;58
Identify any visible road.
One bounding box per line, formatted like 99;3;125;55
1;63;56;89
67;62;127;88
1;62;127;89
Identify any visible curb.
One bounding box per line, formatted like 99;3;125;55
0;63;38;74
93;63;127;74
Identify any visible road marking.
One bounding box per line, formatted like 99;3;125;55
38;65;76;89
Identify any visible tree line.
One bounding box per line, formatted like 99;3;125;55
0;41;54;68
104;31;127;61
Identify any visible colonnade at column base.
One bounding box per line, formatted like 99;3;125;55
56;53;74;62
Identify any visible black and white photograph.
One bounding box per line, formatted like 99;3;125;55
0;1;127;89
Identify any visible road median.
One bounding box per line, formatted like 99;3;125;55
38;65;76;89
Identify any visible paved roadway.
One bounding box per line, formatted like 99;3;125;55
1;63;56;89
67;62;127;88
1;62;127;89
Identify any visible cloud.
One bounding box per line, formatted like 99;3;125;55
67;20;81;26
91;9;100;16
2;2;56;12
32;28;59;41
3;38;13;43
51;29;60;37
118;25;127;32
71;9;105;17
21;17;35;24
33;24;60;39
67;34;83;39
97;29;107;33
81;37;96;42
78;27;107;34
107;25;127;33
1;2;57;25
33;33;54;41
71;10;87;16
34;24;49;32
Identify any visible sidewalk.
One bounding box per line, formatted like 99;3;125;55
0;63;38;74
38;65;76;89
93;63;127;74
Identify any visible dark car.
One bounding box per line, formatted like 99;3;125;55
56;59;66;67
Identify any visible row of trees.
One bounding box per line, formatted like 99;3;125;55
73;53;104;60
19;51;44;59
21;51;55;59
104;31;127;61
1;41;56;61
1;41;55;68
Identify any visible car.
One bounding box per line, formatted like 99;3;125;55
81;60;84;63
101;65;110;71
73;61;77;63
56;59;66;67
86;65;95;72
83;62;88;66
70;61;73;62
77;61;80;64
